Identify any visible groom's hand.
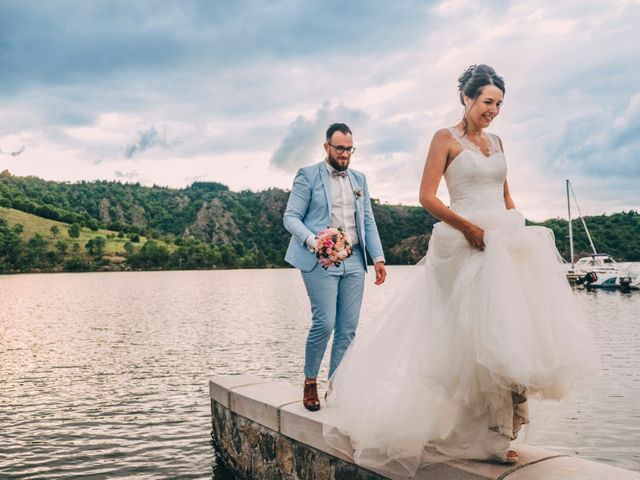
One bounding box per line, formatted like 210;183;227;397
374;261;387;285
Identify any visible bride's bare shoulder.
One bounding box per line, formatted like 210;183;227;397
432;127;454;139
430;128;455;147
430;127;460;151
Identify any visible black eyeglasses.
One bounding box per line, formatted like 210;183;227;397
328;143;356;154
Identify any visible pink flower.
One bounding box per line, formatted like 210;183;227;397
314;226;353;269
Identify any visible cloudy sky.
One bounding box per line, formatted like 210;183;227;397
0;0;638;221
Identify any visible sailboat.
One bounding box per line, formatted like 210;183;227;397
564;180;637;290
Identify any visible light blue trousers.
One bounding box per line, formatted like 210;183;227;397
301;246;366;379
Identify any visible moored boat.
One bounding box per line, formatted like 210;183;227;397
563;181;638;291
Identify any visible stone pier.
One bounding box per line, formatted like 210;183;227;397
210;374;640;479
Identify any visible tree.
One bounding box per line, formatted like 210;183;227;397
85;236;106;256
25;234;48;268
64;257;90;272
87;219;100;231
124;241;134;255
0;219;23;272
219;244;239;268
50;225;60;238
68;223;81;238
55;240;68;255
127;240;169;269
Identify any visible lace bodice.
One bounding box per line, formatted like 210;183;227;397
444;127;507;215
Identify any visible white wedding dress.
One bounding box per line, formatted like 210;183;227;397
323;127;595;477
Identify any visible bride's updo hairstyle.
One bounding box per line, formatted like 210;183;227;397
457;64;505;105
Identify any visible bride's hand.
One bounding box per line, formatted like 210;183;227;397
462;223;485;250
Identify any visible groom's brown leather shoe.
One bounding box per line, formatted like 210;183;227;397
303;378;321;412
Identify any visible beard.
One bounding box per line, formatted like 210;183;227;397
327;152;350;171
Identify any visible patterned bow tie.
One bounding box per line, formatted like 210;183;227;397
331;170;347;178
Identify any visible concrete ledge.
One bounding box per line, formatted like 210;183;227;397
209;374;270;407
230;381;300;431
210;374;640;480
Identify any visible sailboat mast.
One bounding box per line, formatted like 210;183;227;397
568;181;598;254
567;179;574;268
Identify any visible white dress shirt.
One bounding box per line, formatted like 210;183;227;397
305;161;384;264
327;162;359;246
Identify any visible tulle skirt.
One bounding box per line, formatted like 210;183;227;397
323;208;595;477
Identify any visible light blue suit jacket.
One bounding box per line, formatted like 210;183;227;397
283;161;385;272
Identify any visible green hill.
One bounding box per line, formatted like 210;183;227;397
0;206;170;272
0;206;136;256
1;169;638;273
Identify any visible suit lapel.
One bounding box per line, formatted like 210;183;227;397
319;161;332;218
347;170;364;245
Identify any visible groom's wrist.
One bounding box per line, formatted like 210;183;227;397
305;234;317;252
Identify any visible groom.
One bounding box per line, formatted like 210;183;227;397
283;123;387;411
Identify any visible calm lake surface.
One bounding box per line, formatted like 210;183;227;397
1;267;639;478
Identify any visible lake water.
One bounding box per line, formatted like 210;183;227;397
1;267;639;478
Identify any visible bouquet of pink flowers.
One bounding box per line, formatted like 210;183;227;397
314;227;353;269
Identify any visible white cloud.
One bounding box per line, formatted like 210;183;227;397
270;102;369;172
0;0;638;220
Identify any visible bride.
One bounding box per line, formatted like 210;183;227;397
322;64;594;477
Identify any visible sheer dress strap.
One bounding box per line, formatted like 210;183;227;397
448;127;501;157
487;133;503;154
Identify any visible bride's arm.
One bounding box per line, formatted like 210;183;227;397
419;129;485;250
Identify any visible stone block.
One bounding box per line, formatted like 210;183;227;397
314;453;332;480
276;436;295;475
294;441;317;479
212;401;235;456
259;430;277;462
209;374;269;408
230;381;300;431
335;461;386;480
264;465;284;480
